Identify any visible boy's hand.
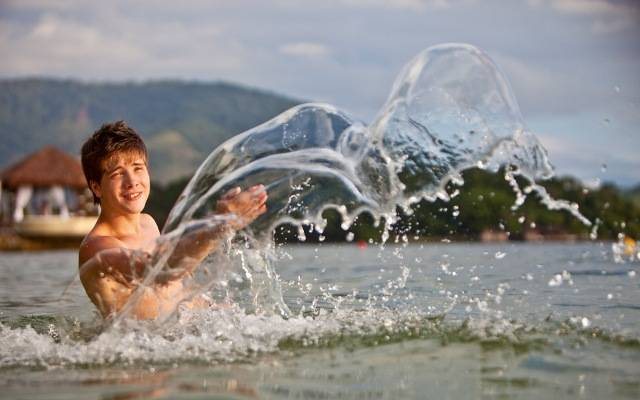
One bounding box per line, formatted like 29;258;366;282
216;185;268;229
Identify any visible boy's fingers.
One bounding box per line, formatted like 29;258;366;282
254;192;267;204
222;187;241;199
249;203;267;217
251;189;267;199
216;199;231;214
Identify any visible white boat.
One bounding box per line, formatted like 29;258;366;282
15;215;97;239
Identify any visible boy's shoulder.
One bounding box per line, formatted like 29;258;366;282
79;214;160;265
141;213;160;232
79;234;125;266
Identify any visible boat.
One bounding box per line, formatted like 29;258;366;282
14;215;97;239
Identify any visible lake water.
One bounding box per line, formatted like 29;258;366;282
1;242;639;399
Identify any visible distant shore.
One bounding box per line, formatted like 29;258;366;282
0;228;607;252
0;229;82;251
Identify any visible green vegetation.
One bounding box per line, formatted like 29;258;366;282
146;177;192;228
0;78;300;183
628;185;640;209
3;78;637;242
146;168;640;242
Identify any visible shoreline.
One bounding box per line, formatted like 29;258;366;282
0;229;82;251
0;229;613;252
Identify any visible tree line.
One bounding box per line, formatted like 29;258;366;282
147;168;640;243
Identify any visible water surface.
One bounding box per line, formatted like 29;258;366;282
1;242;638;399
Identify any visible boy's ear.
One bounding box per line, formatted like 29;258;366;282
89;180;101;200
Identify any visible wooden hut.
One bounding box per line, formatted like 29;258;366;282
0;146;97;238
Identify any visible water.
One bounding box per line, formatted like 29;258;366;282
3;43;638;398
163;43;586;238
137;43;591;319
1;243;639;399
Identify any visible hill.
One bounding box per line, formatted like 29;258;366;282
0;78;301;183
628;185;640;209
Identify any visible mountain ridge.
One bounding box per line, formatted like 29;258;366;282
0;78;301;183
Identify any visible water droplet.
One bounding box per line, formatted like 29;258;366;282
346;232;355;242
548;274;563;287
297;226;306;242
590;225;599;240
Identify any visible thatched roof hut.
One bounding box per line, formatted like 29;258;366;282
0;146;86;189
0;146;95;225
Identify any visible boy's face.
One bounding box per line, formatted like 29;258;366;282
92;151;150;216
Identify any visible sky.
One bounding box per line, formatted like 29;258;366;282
1;0;638;187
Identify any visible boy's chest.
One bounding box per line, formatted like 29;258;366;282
118;226;159;250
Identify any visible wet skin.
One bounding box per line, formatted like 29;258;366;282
79;152;267;319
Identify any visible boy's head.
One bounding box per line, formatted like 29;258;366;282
81;121;148;205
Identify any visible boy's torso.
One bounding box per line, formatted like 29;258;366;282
80;214;193;319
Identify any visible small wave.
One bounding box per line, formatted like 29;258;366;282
566;269;634;277
1;308;637;369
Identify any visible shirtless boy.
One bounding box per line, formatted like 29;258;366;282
78;121;267;319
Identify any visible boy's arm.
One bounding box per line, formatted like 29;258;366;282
155;184;268;281
80;185;267;287
78;237;150;316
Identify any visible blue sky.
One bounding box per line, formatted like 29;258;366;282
1;0;638;186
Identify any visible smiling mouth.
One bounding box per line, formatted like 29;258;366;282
123;192;143;201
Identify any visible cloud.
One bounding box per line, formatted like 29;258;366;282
279;42;331;58
550;0;626;15
490;52;601;116
2;0;79;11
0;7;249;80
591;15;636;34
335;0;449;10
275;0;468;11
0;14;146;76
0;0;638;184
528;0;640;34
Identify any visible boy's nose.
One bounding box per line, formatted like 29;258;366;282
123;171;139;187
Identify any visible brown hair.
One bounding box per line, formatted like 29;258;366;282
81;121;148;204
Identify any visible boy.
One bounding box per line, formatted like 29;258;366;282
79;121;267;319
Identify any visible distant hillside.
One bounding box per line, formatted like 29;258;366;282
628;185;640;208
0;78;301;183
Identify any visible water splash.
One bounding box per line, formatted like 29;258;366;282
152;43;590;318
80;43;591;324
164;43;568;235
